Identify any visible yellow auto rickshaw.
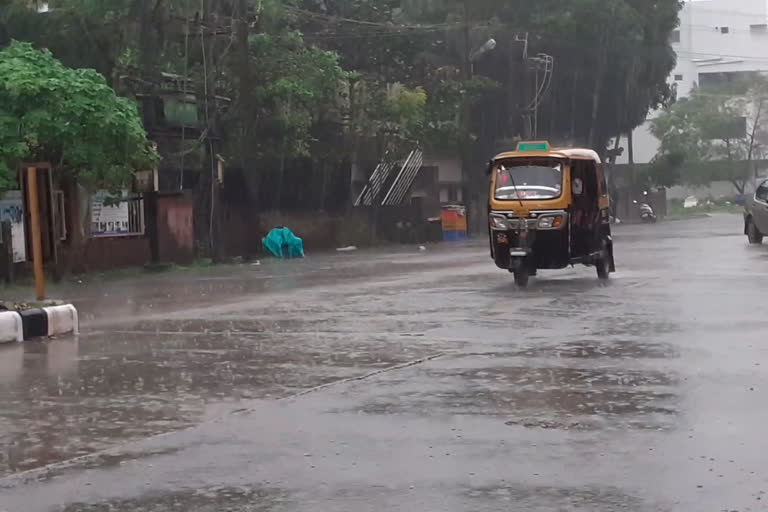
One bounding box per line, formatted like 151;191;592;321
486;141;615;287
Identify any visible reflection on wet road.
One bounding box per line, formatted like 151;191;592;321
3;214;768;511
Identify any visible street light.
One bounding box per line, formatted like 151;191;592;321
469;38;497;75
470;38;497;62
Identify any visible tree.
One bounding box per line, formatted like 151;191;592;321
528;0;680;152
0;0;682;249
0;41;156;191
651;82;768;194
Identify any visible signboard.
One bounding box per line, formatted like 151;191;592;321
517;141;550;152
0;191;26;262
91;190;130;236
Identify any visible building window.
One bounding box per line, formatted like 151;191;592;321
720;26;730;34
751;24;767;32
699;70;754;91
674;74;683;81
440;185;464;204
670;30;680;43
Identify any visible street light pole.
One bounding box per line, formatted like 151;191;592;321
461;35;497;233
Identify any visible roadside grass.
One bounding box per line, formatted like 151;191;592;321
667;200;743;218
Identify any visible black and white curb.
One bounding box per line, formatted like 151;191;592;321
0;304;78;343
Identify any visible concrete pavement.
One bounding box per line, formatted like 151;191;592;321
2;214;768;511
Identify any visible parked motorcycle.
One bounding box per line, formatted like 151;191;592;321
632;193;658;224
639;202;657;223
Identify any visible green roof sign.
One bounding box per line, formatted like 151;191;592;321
517;141;550;152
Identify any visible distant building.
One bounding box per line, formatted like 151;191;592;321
616;0;768;167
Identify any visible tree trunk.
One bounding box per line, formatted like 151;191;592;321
277;137;286;212
610;133;621;164
627;130;634;164
588;43;607;149
138;0;157;81
138;0;159;126
569;71;577;142
748;98;764;181
588;12;615;150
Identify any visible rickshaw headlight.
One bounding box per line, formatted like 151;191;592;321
490;215;510;230
538;214;564;229
538;216;554;229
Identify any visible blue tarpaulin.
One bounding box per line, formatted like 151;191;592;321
262;227;305;259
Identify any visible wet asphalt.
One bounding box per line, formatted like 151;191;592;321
1;214;768;511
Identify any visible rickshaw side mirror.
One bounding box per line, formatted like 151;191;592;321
485;160;493;176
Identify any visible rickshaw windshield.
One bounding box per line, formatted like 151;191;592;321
494;160;563;201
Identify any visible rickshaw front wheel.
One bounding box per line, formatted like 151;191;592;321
596;243;612;280
513;268;530;287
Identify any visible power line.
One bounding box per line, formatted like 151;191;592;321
303;28;455;40
284;5;465;31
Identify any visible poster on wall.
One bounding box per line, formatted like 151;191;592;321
0;191;26;262
91;190;130;236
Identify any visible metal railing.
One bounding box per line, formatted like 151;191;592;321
381;149;424;206
354;158;395;207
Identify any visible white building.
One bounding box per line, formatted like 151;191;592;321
617;0;768;166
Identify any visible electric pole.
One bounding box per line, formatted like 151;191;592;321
459;0;473;232
523;53;553;140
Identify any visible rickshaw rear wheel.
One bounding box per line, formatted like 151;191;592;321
596;242;611;280
596;257;610;280
513;268;530;287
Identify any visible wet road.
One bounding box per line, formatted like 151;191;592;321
2;214;768;511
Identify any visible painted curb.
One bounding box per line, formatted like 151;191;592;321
0;304;78;342
0;311;23;343
19;308;47;339
43;304;79;336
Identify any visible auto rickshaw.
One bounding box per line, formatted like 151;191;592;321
486;141;615;287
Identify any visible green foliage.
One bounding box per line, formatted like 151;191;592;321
0;0;682;210
236;28;350;161
526;0;680;147
303;0;680;155
651;80;768;192
1;0;136;81
647;151;683;189
0;41;157;191
347;80;427;158
384;85;427;141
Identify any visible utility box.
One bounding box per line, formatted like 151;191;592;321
441;205;467;241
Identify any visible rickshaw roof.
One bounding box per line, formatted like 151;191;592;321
492;142;601;164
